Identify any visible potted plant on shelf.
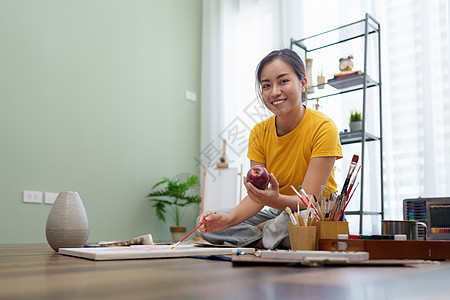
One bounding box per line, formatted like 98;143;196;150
146;174;202;241
349;109;362;132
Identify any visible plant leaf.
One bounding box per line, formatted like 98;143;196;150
153;202;167;223
146;174;201;226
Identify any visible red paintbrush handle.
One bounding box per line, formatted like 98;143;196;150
300;189;321;221
309;199;321;220
179;212;217;243
179;222;205;243
299;194;321;221
290;185;321;221
338;182;359;220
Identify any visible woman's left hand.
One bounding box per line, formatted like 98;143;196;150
245;173;281;207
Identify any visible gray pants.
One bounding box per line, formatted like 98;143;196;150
197;207;293;249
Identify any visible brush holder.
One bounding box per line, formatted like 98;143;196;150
288;222;317;251
315;221;349;249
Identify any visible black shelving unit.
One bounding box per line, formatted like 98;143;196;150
291;13;384;234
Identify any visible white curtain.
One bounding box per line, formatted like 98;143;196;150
200;0;450;232
200;0;303;202
378;0;450;220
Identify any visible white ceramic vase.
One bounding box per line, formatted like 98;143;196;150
46;191;89;251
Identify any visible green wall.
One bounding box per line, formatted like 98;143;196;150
0;0;202;243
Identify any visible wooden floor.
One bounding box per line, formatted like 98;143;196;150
1;244;450;300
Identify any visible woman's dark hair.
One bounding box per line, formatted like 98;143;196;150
255;49;306;103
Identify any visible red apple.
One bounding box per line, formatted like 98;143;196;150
247;165;270;190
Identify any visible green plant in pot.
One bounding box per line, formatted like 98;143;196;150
146;174;201;241
349;109;362;132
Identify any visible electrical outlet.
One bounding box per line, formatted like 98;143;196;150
44;192;59;204
23;191;43;204
185;90;197;102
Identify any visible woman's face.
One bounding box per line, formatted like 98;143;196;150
260;58;306;117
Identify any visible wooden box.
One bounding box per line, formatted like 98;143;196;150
288;222;317;250
316;221;349;248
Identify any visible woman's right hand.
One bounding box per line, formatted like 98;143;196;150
198;211;231;234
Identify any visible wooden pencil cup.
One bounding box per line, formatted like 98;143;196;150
288;222;317;251
315;221;349;249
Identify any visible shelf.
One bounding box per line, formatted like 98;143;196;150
339;131;380;145
306;74;379;101
291;17;380;53
327;74;377;90
344;211;383;216
291;13;383;234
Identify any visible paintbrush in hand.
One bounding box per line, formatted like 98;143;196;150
171;212;216;249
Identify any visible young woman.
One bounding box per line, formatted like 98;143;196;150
198;49;342;249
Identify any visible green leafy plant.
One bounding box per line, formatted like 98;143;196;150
146;175;201;227
350;110;362;122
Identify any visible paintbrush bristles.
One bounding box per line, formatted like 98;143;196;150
285;207;297;225
170;241;180;250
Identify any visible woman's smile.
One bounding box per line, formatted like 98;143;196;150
272;99;286;105
260;59;305;118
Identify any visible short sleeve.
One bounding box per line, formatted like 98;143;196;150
311;119;343;159
247;125;266;163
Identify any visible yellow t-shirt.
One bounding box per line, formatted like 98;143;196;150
247;107;343;196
